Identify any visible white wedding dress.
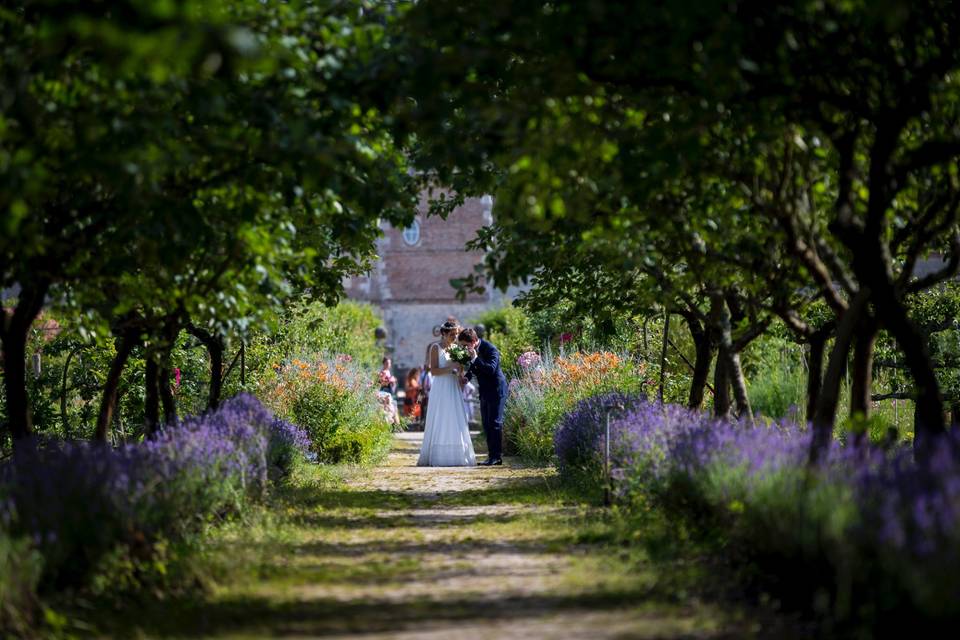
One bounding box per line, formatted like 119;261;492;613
418;345;476;466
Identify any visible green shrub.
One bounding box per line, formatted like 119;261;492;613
0;532;43;635
0;300;385;444
260;355;392;464
744;337;806;420
470;304;538;377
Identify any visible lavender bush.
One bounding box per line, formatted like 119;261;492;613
0;394;310;593
563;400;960;626
553;391;646;480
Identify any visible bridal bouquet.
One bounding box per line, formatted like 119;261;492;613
446;344;472;367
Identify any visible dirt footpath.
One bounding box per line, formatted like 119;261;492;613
250;432;740;639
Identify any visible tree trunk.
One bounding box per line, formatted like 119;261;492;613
712;294;752;423
0;282;48;447
94;332;137;442
727;348;753;424
804;323;833;423
159;359;177;425
951;402;960;427
688;329;713;410
713;346;731;418
804;330;829;425
811;290;869;464
1;329;31;443
144;357;160;436
208;342;223;409
873;291;946;460
187;325;224;410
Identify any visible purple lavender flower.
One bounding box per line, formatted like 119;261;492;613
0;393;311;590
554;391;646;477
588;400;960;619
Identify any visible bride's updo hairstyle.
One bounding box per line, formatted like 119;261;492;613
440;321;459;336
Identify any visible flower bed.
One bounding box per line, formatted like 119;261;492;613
258;355;392;463
0;394;308;628
504;351;646;462
559;395;960;627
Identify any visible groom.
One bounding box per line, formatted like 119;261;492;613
458;328;508;466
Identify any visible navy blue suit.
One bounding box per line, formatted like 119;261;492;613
466;339;508;460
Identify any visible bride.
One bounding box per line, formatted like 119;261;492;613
417;321;477;466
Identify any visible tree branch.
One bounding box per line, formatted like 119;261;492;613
906;228;960;293
895;138;960;182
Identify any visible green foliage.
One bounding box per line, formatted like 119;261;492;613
1;300;386;446
391;0;960;444
469;304;537;377
1;0;418;445
266;300;383;371
0;532;43;635
743;337;806;420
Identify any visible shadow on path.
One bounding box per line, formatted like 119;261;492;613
95;432;804;639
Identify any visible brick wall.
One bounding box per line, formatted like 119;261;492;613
345;193;520;374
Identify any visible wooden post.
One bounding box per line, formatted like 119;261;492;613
240;342;246;386
604;410;611;506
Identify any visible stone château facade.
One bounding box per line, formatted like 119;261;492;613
343;193;516;373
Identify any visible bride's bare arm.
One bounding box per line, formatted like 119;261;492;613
429;344;459;375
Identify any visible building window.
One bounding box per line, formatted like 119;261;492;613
402;220;421;246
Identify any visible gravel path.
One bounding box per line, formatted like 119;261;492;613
221;432;744;639
122;432;795;638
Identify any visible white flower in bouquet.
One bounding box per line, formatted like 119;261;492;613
446;343;472;366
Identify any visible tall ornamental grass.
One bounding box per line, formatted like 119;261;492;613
557;394;960;628
504;350;647;462
258;354;392;464
0;394;309;627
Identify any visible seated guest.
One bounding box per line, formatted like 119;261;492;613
404;367;422;418
378;356;397;394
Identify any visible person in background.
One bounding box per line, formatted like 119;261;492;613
462;377;477;423
377;390;400;426
404;367;422;419
378;356;397;394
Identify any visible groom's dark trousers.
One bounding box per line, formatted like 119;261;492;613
468;339;509;460
479;381;508;460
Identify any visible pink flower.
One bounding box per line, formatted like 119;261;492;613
516;351;541;369
559;332;573;344
174;368;181;387
336;354;353;363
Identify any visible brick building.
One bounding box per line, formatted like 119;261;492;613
343;193;518;374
